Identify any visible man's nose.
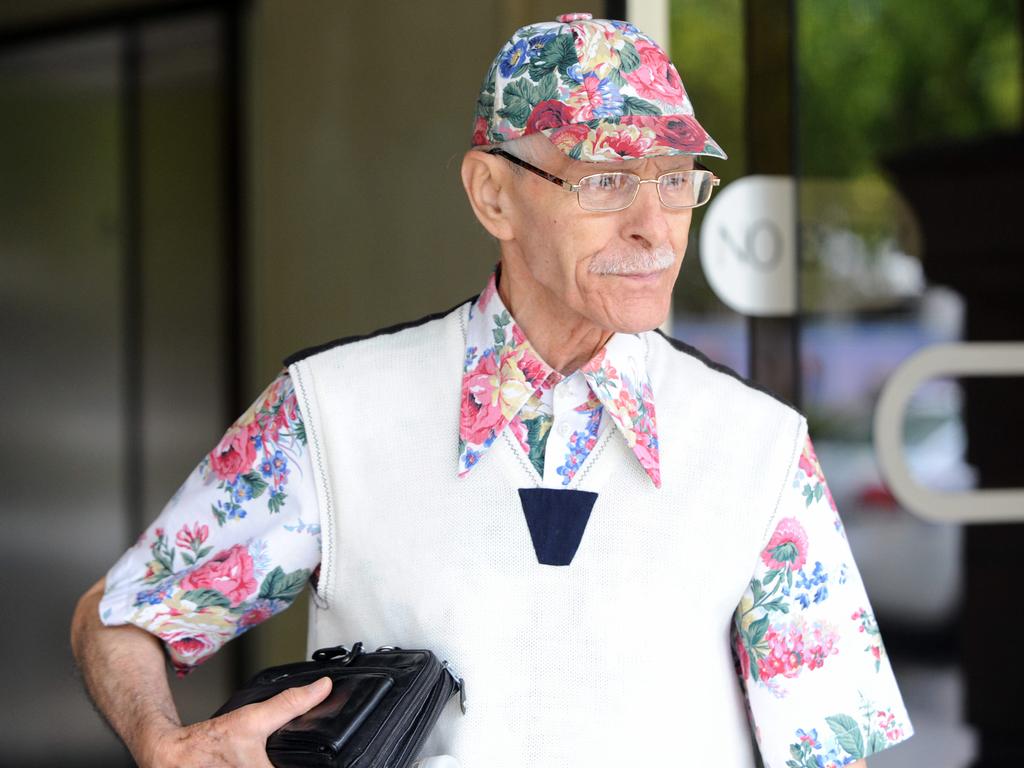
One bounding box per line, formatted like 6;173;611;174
621;180;672;248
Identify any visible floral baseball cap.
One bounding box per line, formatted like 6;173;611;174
470;12;726;162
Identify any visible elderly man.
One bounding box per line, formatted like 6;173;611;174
71;13;912;768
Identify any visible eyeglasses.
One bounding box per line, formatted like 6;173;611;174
486;147;720;213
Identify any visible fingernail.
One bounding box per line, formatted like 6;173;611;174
312;676;332;692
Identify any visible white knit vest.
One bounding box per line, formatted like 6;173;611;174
287;300;806;768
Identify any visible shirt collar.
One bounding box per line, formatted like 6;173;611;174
458;270;661;488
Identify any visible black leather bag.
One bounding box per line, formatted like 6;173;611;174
212;643;464;768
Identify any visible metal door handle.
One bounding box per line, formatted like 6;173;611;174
874;342;1024;524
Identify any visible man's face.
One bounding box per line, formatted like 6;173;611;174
501;135;695;334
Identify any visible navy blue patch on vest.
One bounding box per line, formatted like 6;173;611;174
518;488;598;566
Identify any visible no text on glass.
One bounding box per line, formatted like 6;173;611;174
487;147;720;213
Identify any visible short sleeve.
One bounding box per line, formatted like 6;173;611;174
732;427;914;768
99;370;322;675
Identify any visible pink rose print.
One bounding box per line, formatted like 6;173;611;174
239;604;274;629
581;347;607;375
593;124;657;158
761;623;804;679
162;630;220;668
651;115;707;153
799;436;838;512
546;124;590;154
208;422;257;482
760;621;838;680
876;708;904;742
180;544;257;607
175;522;209;550
624;39;685;103
477;273;498;309
736;631;751;680
460;353;504;446
761;516;809;572
613;386;638;415
526;99;573;133
804;623;840;671
472;115;489;146
271;390;299;440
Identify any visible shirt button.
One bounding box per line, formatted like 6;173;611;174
557;422;570;437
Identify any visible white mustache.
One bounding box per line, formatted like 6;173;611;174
587;245;677;275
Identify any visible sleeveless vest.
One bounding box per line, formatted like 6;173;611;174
287;300;806;767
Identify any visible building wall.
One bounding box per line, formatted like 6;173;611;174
244;0;605;668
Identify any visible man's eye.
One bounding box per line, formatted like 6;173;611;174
596;175;622;189
662;173;691;189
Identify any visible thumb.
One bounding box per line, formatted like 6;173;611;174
247;676;333;734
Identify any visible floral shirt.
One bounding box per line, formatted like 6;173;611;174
734;437;913;766
459;271;660;487
100;271;911;765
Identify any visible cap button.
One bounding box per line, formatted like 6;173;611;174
555;12;593;22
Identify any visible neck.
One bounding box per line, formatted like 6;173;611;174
496;256;614;375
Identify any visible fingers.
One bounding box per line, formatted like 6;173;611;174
146;719;280;768
244;676;333;734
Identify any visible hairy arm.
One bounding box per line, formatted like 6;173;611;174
71;577;331;768
71;578;183;763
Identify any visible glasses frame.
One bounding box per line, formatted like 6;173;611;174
486;147;721;212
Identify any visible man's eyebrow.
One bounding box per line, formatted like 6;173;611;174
576;159;698;174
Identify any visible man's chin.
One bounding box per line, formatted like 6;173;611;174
604;309;670;335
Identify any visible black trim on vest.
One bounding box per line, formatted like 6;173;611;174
653;329;802;415
283;295;478;367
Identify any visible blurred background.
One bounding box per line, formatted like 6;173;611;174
1;0;1021;765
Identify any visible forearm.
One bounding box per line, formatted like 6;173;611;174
70;578;180;766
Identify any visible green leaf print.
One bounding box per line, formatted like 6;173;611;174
293;419;307;446
268;491;287;515
474;90;495;119
497;80;534;127
751;578;765;604
747;616;769;647
525;415;550;477
529;34;577;80
619;41;640;72
825;714;865;759
622;95;661;116
259;566;311;602
182;588;232;609
802;483;815;506
868;730;888;754
534;72;558;103
607;68;628;89
241;471;268;498
498;74;559;128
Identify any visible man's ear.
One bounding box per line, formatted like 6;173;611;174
461;150;516;241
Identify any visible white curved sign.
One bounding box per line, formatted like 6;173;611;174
699;175;797;317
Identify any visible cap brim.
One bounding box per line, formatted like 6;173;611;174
540;114;727;162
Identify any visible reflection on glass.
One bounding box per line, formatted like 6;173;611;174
670;0;748;375
797;1;1021;766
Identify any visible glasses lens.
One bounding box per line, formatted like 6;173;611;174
577;173;639;211
659;170;714;208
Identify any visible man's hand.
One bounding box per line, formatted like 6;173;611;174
71;577;332;768
142;677;333;768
